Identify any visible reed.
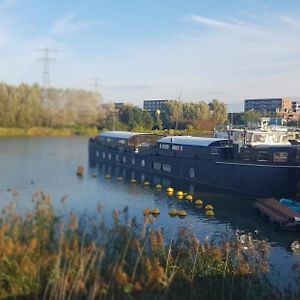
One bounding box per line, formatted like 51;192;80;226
0;192;298;299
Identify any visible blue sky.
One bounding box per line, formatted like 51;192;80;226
1;0;300;111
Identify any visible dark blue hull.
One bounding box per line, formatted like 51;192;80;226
89;141;300;198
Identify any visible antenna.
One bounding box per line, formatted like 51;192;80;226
36;47;58;107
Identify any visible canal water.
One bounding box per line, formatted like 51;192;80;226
0;137;299;288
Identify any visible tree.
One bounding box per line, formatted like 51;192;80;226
209;99;228;125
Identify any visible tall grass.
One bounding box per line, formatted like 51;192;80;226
0;126;98;137
0;192;298;299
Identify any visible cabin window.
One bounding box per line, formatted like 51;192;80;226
189;168;195;178
242;150;251;160
132;157;135;165
102;152;106;159
108;153;112;160
118;139;126;144
96;151;99;157
153;162;161;170
162;164;171;172
141;159;146;167
210;147;218;155
116;154;119;162
253;134;266;143
257;151;269;162
122;156;127;163
273;152;288;162
171;145;183;151
159;143;170;150
106;137;112;142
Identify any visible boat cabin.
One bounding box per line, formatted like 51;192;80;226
156;136;229;159
98;131;160;150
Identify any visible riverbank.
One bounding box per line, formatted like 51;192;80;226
0;127;213;138
0;126;99;137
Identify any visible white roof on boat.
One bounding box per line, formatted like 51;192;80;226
158;136;227;147
99;131;151;139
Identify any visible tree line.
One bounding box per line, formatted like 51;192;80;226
0;82;230;130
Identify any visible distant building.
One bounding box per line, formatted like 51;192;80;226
244;98;292;114
292;101;300;112
143;99;169;113
114;102;133;109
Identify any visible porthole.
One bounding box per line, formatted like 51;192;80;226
123;156;127;163
141;159;146;167
108;153;112;160
102;152;106;159
116;154;119;162
189;167;195;178
132;157;135;165
96;151;99;157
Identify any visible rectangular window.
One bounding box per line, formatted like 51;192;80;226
171;145;183;151
117;139;126;144
162;164;171;172
159;143;170;150
210;147;218;155
273;152;288;162
153;162;161;170
257;151;269;162
106;137;112;142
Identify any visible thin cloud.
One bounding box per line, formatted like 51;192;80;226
280;15;300;28
50;13;96;36
188;15;266;34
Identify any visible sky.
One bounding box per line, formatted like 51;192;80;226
1;0;300;111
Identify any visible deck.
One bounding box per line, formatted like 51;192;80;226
254;198;300;231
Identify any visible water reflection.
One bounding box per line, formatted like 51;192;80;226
94;161;300;252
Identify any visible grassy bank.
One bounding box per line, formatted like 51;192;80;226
0;192;298;299
0;126;99;137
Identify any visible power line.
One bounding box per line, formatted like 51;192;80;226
36;47;58;107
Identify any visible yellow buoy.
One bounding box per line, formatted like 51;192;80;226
178;210;187;218
117;176;123;181
76;166;85;176
169;208;177;216
176;191;183;197
195;199;203;206
205;204;213;210
143;208;151;215
130;179;137;184
166;187;174;193
156;184;162;190
91;172;97;177
185;194;193;202
152;208;160;215
144;181;150;186
105;174;111;179
177;195;183;200
206;210;215;217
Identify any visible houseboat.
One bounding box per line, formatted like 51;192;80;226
89;131;300;198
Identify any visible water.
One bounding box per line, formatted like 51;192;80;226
0;137;299;288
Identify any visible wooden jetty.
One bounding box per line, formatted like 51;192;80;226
253;198;300;231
